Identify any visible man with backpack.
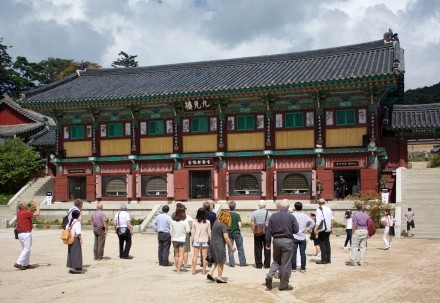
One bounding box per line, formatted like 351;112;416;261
347;201;371;266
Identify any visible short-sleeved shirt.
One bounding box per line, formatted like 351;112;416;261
251;208;270;225
352;211;369;230
67;206;81;222
91;210;106;227
115;211;130;228
228;211;241;234
405;211;415;222
152;212;171;233
17;210;33;233
68;219;82;236
315;205;333;232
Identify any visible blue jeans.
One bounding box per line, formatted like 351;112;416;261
291;238;307;270
227;233;246;266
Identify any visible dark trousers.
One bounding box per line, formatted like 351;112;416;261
93;226;106;260
292;238;307;270
118;232;132;258
344;229;352;247
318;231;331;263
157;232;171;265
271;238;293;289
254;235;271;268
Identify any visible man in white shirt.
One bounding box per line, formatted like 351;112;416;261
114;204;134;259
314;198;334;264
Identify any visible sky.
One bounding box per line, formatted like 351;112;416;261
1;0;439;91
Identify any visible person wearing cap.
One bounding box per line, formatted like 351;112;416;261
114;204;134;259
314;198;334;264
251;200;271;269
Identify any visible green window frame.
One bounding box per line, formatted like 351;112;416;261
70;125;85;139
191;117;208;133
237;115;254;131
108;123;124;137
336;109;356;126
148;120;164;135
285;112;304;128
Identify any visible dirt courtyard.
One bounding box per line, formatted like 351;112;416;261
1;229;439;303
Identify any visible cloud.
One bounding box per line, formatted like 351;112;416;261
1;0;439;89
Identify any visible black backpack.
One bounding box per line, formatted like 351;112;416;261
61;209;74;229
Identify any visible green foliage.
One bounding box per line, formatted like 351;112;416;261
346;190;391;226
112;51;139;68
1;37;101;98
404;82;440;104
0;139;45;194
429;154;440;168
131;218;144;225
333;221;346;228
0;193;13;205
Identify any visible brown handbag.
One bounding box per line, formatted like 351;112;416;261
253;210;268;236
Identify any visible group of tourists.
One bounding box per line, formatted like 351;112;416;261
13;197;416;291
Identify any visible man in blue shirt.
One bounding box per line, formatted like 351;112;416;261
152;205;172;266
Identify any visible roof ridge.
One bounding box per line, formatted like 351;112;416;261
83;40;389;76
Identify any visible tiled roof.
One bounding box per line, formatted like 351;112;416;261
1;95;55;123
0;123;44;137
28;125;57;147
22;39;403;105
391;103;440;129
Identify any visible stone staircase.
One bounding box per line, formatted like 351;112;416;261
399;162;440;239
0;176;54;227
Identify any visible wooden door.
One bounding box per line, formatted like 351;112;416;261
360;168;378;193
54;176;68;202
174;169;189;201
317;170;334;200
86;175;96;201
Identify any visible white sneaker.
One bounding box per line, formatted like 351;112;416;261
343;247;348;250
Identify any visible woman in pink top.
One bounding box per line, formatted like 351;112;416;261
191;208;211;275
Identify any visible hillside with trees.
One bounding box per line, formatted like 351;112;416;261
404;82;440;104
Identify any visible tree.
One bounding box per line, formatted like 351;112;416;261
0;139;45;194
112;51;138;68
0;37;18;98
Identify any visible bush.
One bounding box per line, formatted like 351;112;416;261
0;193;13;205
346;190;392;226
0;139;45;193
429;154;440;168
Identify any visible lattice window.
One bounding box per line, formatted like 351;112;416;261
282;173;309;194
145;176;167;196
148;120;164;135
105;177;126;196
234;174;259;195
191;118;208;133
285;112;304;128
336;109;356;126
237;115;254;130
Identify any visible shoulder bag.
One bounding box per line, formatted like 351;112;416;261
253;210;268;236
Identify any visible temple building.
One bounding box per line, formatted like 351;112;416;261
19;32;407;203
